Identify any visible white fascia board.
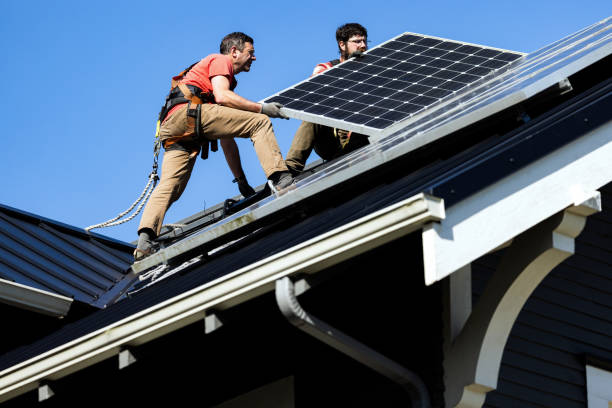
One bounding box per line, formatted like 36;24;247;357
0;193;444;403
0;279;72;317
423;114;612;285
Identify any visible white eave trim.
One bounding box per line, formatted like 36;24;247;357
423;111;612;285
0;279;72;318
0;193;444;403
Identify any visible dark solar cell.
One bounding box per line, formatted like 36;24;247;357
379;68;409;79
359;64;388;75
369;87;396;97
403;84;430;94
363;76;392;87
346;113;375;124
264;32;523;134
381;40;409;50
388;51;415;61
428;59;455;69
441;51;468;62
301;92;329;103
380;110;410;121
324;109;353;119
335;90;362;100
394;61;422;72
340;61;363;71
420;77;447;87
376;98;404;109
424;88;453;98
329;78;359;89
466;66;493;77
357;54;380;64
340;101;369;112
497;52;523;61
399;73;428;83
360;105;389;117
447;62;474;73
438;81;466;91
461;55;489;65
430;69;459;80
304;104;334;115
475;48;502;58
365;117;394;129
410;95;438;106
348;82;379;93
481;59;509;69
317;97;344;107
369;47;396;57
413;65;439;76
453;73;481;84
310;75;337;85
455;44;482;54
388;91;419;102
285;100;313;110
416;37;443;47
394;102;423;114
317;86;342;96
421;48;449;58
345;71;371;82
407;55;436;65
371;56;396;67
279;89;308;99
324;67;352;78
354;94;384;105
383;80;411;91
396;34;423;43
403;44;430;54
295;82;323;92
266;95;292;104
434;41;462;51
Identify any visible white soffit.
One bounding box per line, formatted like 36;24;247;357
422;116;612;285
0;279;72;317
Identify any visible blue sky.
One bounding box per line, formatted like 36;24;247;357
0;1;609;244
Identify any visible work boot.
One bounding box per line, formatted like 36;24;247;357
267;171;295;194
134;229;155;261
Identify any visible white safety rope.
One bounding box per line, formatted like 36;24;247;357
85;129;162;232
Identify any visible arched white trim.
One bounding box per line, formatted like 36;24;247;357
444;194;600;408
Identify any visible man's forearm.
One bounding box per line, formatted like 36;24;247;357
220;139;245;178
215;89;262;113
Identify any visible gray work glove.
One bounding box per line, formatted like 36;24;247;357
261;102;289;119
233;176;256;198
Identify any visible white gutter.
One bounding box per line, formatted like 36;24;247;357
0;193;444;403
0;279;72;318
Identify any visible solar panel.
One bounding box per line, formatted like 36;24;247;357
264;33;524;137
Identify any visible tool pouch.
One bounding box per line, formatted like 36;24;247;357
186;103;217;160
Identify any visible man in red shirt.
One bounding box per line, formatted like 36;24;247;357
135;32;292;261
285;23;370;175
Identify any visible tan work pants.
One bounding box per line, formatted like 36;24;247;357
138;104;287;236
285;121;369;173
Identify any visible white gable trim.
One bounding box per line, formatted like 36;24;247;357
423;117;612;285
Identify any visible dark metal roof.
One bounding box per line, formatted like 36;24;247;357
0;204;134;307
0;65;609;371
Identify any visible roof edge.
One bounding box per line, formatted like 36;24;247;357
0;279;73;317
0;193;444;403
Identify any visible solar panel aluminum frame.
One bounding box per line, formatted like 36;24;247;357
264;32;526;139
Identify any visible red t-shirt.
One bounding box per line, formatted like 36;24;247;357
165;53;237;120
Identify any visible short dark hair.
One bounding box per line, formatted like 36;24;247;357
219;32;254;54
335;23;367;45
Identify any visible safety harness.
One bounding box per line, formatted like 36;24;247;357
158;62;218;159
85;62;218;232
